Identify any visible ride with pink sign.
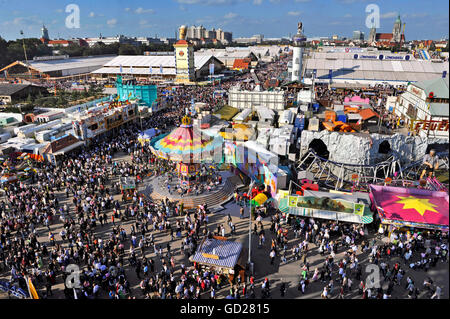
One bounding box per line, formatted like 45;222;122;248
369;185;449;231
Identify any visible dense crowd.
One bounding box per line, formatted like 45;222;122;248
264;213;448;299
0;58;287;299
1;55;448;300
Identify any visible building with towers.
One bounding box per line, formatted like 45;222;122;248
368;14;405;47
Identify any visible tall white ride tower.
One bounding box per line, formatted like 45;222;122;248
291;22;306;82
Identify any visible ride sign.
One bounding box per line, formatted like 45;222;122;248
410;119;449;132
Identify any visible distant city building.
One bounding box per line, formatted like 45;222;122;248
352;31;365;41
234;34;264;45
85;35;137;47
181;25;232;44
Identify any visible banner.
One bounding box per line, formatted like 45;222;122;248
287;195;365;216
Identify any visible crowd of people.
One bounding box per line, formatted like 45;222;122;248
0;57;289;299
262;214;448;299
0;53;448;301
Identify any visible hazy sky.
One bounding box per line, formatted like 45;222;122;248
0;0;448;41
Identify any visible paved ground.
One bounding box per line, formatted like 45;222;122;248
1;151;448;299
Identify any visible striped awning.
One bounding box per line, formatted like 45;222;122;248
190;238;243;269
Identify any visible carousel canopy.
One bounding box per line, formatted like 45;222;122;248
150;115;223;162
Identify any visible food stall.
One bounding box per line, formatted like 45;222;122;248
189;237;247;284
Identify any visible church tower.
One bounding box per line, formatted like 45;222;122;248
40;24;50;43
174;25;195;83
368;25;377;44
392;15;402;42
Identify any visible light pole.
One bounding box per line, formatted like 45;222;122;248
20;30;31;79
248;180;255;273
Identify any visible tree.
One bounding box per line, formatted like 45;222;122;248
429;42;436;52
443;42;449;52
82;87;89;98
119;44;137;55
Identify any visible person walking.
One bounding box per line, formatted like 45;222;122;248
280;281;286;297
431;286;442;299
270;249;276;265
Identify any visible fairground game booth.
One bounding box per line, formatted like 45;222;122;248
370;185;449;232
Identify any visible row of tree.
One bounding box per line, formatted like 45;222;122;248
0;37;228;70
0;37;53;70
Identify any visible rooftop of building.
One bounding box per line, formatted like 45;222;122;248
413;77;449;99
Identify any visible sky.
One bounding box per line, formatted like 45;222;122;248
0;0;448;41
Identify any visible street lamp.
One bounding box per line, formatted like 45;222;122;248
248;180;255;273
